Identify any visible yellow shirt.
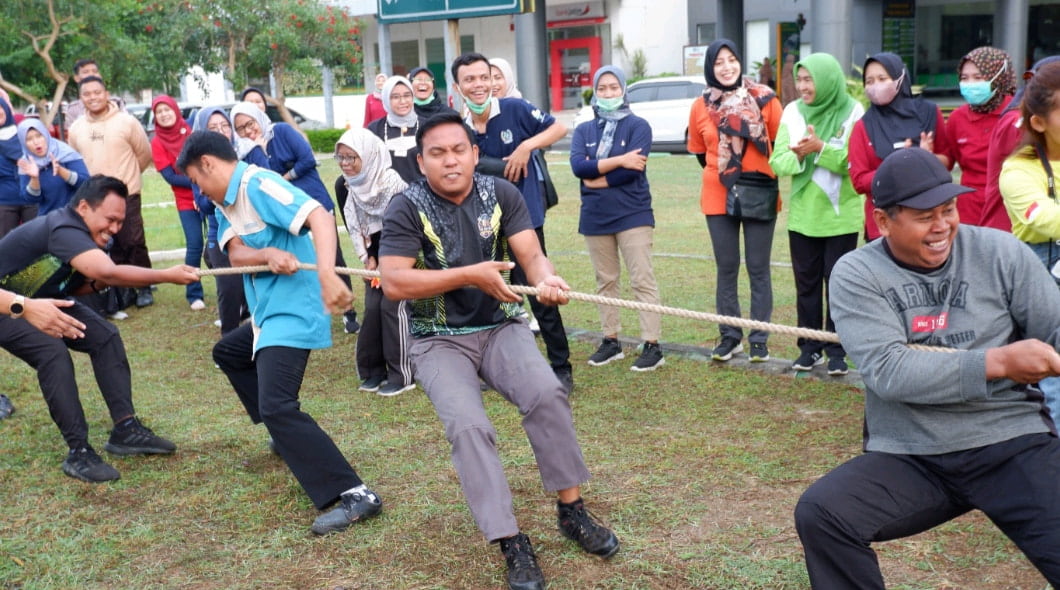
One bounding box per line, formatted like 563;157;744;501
999;150;1060;243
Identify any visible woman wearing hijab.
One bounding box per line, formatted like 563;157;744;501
191;106;269;335
849;52;952;241
363;73;388;127
983;55;1060;231
366;76;423;183
490;58;523;99
16;118;88;215
150;95;205;310
334;128;413;396
0;98;34;237
945;47;1016;226
230;101;357;325
769;53;864;376
687;38;782;363
571;65;664;372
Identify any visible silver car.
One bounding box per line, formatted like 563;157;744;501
572;75;706;152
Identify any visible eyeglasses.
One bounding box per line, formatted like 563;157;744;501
207;122;231;133
413;77;433;84
235;120;257;134
391;93;414;101
334;154;360;164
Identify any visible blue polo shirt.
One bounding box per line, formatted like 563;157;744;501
465;97;555;228
216;162;331;353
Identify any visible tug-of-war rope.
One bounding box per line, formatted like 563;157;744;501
197;264;951;353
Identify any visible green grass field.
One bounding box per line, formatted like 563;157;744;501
0;154;1049;589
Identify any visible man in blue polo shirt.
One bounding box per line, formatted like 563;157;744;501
451;52;574;392
177;131;382;536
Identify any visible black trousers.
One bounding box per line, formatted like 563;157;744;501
205;244;247;335
795;433;1060;589
0;302;134;449
788;231;858;358
212;324;363;509
356;282;412;386
508;226;571;370
110;192;152;268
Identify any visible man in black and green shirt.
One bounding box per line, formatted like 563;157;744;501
379;112;618;590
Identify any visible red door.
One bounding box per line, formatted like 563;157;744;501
550;37;602;111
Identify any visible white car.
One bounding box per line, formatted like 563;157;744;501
572;75;706;152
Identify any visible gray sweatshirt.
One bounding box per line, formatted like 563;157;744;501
830;225;1057;455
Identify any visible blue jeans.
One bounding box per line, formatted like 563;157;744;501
1024;241;1060;421
178;209;205;303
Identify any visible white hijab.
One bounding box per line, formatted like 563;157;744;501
230;101;274;144
490;58;522;98
336;128;408;261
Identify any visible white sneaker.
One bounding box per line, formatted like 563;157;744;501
213;319;222;328
108;311;129;321
190;299;206;311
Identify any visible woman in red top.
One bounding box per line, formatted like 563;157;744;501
848;52;952;240
362;73;387;128
983;55;1060;231
946;46;1015;227
150;94;204;310
687;39;782;363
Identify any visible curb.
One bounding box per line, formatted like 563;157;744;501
564;328;863;387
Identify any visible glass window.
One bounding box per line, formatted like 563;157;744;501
655;84;688;101
626;86;654;103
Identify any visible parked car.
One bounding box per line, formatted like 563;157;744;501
218;102;327;131
572;75;707;153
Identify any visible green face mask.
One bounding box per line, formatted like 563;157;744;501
465;96;490;115
413;96;433;106
596;96;624;112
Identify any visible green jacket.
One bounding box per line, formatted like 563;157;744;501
770;100;864;237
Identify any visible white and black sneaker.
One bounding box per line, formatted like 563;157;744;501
588;338;624;366
631;342;664;372
792;351;825;371
311;486;382;535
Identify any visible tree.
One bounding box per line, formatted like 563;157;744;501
0;0;363;128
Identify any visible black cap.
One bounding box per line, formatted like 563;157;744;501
872;148;973;210
409;67;434;80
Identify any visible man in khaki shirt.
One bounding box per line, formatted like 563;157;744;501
68;76;155;308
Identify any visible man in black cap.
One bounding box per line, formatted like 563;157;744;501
794;148;1060;588
409;66;455;118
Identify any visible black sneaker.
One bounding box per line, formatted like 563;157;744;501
827;356;849;376
343;310;360;334
359;375;386;392
104;417;177;455
631;342;664;372
588;338;624;366
499;533;545;590
711;337;743;361
792;351;825;371
62;446;120;483
135;287;154;308
557;498;620;558
749;342;770;362
377;381;416;397
0;394;13;419
311;487;382;535
554;366;575;395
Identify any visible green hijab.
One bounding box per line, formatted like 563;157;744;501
791;53;858;195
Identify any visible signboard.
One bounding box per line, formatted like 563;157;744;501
378;0;525;23
683;45;707;76
882;0;915;73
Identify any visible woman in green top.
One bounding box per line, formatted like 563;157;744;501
769;53;865;376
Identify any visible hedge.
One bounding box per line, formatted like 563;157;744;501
305;128;346;153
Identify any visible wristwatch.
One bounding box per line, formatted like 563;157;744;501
9;295;25;319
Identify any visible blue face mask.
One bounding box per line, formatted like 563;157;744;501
959;81;995;106
595;96;624;112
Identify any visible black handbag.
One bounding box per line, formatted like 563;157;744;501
725;172;779;221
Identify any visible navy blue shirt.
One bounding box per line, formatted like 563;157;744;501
20;159;90;215
570;114;655;235
0;207;97;297
264;123;334;213
466;98;555;228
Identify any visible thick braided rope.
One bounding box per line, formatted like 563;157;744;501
197;264;953;352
